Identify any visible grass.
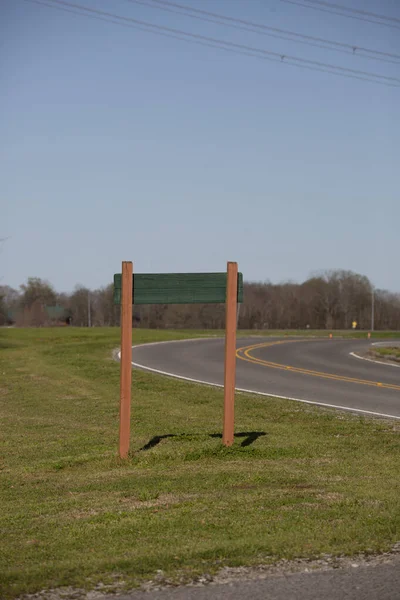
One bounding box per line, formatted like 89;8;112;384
1;327;400;598
371;346;400;363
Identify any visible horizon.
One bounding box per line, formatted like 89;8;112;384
2;266;399;296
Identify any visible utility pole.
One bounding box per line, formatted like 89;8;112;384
88;291;91;328
371;286;375;332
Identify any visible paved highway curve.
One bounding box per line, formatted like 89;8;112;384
131;337;400;419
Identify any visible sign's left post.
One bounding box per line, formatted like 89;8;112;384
119;261;133;459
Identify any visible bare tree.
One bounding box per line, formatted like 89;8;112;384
0;285;19;324
20;277;57;309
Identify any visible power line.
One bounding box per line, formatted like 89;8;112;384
281;0;400;30
126;0;400;64
25;0;298;61
38;0;400;83
23;0;400;86
292;0;400;25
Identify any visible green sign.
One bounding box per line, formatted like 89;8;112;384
113;272;243;305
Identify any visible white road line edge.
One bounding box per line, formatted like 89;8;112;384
123;339;400;421
350;351;400;368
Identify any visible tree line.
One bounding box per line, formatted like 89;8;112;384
1;270;399;330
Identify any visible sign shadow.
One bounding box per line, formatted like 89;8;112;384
139;431;266;452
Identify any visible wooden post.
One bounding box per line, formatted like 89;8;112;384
119;261;133;459
223;261;238;447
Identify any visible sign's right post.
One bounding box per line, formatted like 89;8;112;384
223;261;238;447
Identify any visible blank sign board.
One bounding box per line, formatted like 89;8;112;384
113;272;244;305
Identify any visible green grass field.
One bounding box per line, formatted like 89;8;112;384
1;327;400;598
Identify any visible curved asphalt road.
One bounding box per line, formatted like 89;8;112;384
132;337;400;419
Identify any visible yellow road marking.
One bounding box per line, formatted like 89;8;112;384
236;339;400;392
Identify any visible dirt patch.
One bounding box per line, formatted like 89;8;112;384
119;492;197;509
28;374;49;381
316;491;344;503
68;493;197;519
280;502;317;511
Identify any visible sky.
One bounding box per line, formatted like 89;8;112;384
1;0;399;293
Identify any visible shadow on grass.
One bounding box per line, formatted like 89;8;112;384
140;431;267;451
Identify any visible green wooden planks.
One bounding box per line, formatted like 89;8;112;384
113;272;243;305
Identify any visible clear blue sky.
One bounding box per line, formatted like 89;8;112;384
1;0;399;293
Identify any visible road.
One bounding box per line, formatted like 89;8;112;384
131;337;400;419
